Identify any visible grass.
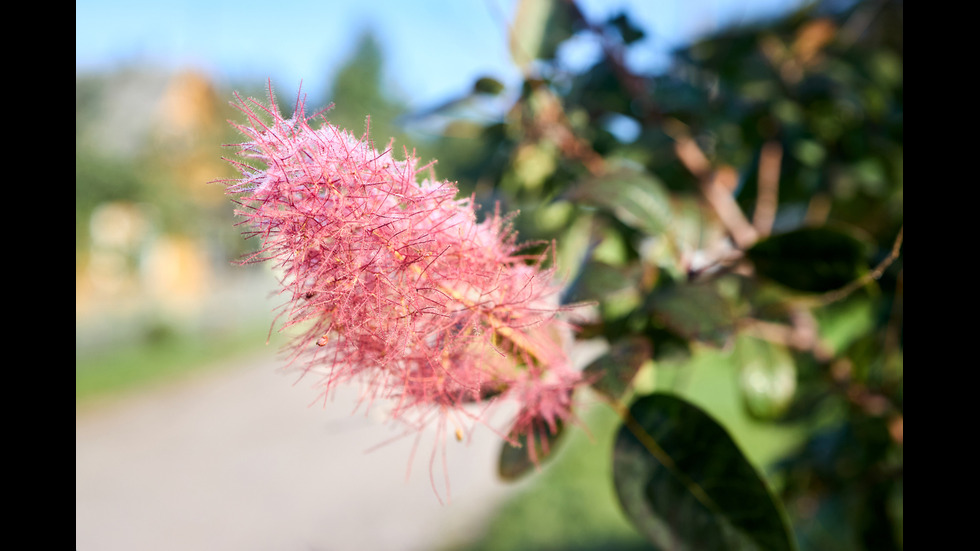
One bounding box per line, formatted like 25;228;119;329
75;320;275;406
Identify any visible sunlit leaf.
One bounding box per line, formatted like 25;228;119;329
510;142;558;191
735;336;797;420
813;293;876;356
509;0;583;65
613;394;796;551
568;161;672;236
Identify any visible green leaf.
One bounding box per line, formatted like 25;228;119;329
583;336;653;402
561;259;643;318
607;13;645;45
735;336;797;421
746;227;869;293
613;394;796;551
473;76;505;96
812;292;877;357
568;160;673;236
509;0;584;65
499;421;565;481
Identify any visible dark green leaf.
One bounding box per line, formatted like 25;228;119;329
746;227;870;293
607;13;645;45
583;336;652;402
499;421;565;481
613;394;796;551
473;76;506;96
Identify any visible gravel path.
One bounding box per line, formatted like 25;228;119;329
76;349;531;551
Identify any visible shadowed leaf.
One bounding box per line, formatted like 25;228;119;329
613;394;796;551
746;227;869;293
499;421;565;481
607;13;645;45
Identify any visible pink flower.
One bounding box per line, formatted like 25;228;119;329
222;86;582;474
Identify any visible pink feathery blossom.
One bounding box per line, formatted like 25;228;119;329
222;85;582;477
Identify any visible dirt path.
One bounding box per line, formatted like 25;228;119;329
76;350;529;550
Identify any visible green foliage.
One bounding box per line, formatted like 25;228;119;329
76;1;902;547
613;394;795;551
567;161;673;237
461;406;649;551
648;280;741;349
427;1;901;549
75;321;272;405
735;336;798;421
323;31;406;145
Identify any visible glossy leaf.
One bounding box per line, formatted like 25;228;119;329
735;336;797;420
746;227;869;293
613;394;795;551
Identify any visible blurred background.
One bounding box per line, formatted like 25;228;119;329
77;0;902;550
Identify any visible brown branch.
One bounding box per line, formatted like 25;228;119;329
525;82;606;176
672;131;712;178
804;193;832;226
698;163;759;250
753;142;782;237
738;309;832;362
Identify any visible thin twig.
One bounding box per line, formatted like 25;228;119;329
817;225;904;305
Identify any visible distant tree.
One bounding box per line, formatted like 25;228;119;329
324;30;407;150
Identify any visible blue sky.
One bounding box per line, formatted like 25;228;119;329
76;0;807;108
